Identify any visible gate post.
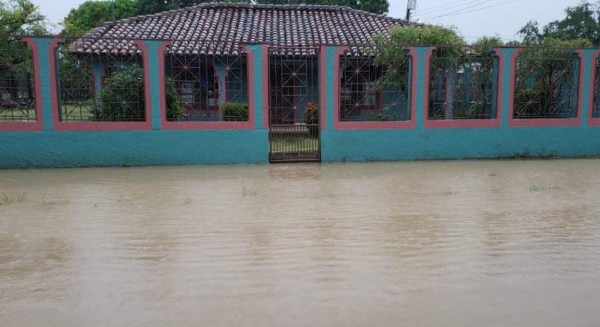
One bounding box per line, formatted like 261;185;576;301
243;44;269;130
20;37;62;132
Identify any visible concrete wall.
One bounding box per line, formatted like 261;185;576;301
1;39;600;168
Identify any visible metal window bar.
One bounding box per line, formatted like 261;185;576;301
339;46;411;122
268;46;320;162
593;57;600;118
429;46;497;120
165;41;248;122
0;40;36;122
56;37;145;122
513;47;579;119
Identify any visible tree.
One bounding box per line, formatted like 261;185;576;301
357;0;388;15
0;0;47;109
135;0;389;16
513;37;592;119
0;0;45;39
99;65;184;121
62;0;137;37
518;1;600;46
135;0;250;15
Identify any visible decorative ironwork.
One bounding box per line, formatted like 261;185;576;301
56;37;145;122
339;48;411;122
0;40;36;122
268;46;320;162
165;42;248;121
593;57;600;118
429;46;497;120
513;48;579;119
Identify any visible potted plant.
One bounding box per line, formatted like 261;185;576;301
304;102;319;137
220;102;248;121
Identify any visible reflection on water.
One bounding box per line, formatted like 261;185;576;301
1;160;600;326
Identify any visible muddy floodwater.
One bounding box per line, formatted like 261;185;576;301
1;160;600;326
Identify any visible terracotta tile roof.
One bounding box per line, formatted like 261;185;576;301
72;2;412;55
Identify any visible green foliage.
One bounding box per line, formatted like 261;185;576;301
0;0;46;105
373;25;465;65
513;38;588;119
0;0;46;39
57;56;94;102
471;36;504;54
220;102;248;121
304;102;318;124
372;25;466;88
134;0;388;15
62;0;137;37
518;1;600;46
99;64;183;121
135;0;252;15
165;77;185;120
356;0;388;15
99;65;145;121
368;106;397;121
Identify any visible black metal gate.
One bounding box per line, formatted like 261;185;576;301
268;46;320;162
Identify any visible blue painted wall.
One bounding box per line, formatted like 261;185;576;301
321;46;600;162
0;39;268;168
1;39;600;169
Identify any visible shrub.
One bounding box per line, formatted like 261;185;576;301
304;102;318;124
165;77;185;120
99;65;144;121
220;102;248;121
513;38;591;118
98;64;184;121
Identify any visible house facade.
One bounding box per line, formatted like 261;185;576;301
2;3;600;168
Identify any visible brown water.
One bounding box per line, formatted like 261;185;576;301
1;160;600;327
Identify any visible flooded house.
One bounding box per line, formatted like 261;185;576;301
1;3;600;168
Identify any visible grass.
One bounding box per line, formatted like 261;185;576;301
61;102;95;121
0;108;36;121
0;192;28;205
529;184;560;192
241;181;257;196
270;135;319;153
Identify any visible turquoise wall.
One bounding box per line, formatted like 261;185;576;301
1;39;600;169
0;39;268;168
321;46;600;162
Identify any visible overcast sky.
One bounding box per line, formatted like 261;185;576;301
32;0;583;41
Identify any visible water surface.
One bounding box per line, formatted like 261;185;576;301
1;160;600;326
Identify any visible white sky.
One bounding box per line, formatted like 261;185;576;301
33;0;583;41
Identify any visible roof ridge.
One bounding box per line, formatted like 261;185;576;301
99;2;409;28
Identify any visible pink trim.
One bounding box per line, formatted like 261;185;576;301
587;50;600;126
1;38;43;131
158;41;170;129
508;48;581;127
162;44;254;130
48;38;63;131
54;121;151;131
333;46;416;130
426;119;502;128
261;44;269;129
424;47;501;129
319;45;326;130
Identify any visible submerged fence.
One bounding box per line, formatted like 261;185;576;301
3;37;599;127
3;36;600;167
